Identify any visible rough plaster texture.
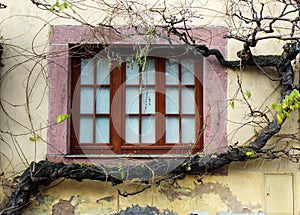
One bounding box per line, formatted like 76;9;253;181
0;0;300;214
14;163;296;214
21;173;266;215
52;199;75;215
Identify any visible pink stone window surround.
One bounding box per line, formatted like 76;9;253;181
47;25;227;161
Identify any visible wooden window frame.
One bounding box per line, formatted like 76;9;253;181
47;25;227;162
70;50;203;155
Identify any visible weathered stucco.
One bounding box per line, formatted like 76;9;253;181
0;0;300;214
2;160;300;214
16;162;300;214
22;175;264;214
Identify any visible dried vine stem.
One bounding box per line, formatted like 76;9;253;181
226;0;300;44
3;39;300;214
0;3;7;9
2;0;300;214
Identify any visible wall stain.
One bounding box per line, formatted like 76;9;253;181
159;189;184;202
159;182;193;202
96;195;114;203
193;182;261;212
112;204;178;215
52;199;75;215
159;181;261;212
0;178;15;212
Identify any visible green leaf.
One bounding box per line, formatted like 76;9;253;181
146;28;156;35
118;162;123;171
271;103;277;109
246;151;254;157
29;135;40;142
290;89;299;97
271;102;283;112
245;90;251;99
59;4;65;12
276;114;283;124
120;171;125;180
290;105;296;111
230;101;235;109
56;114;69;123
292;145;300;150
63;2;68;8
282;103;288;109
118;162;125;180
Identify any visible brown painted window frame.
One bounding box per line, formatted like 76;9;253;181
69;46;203;155
47;25;227;162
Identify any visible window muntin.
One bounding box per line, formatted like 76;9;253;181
71;54;203;154
164;59;196;144
125;58;156;144
77;57;111;145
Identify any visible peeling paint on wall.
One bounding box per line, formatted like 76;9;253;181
194;182;261;212
96;195;114;203
0;178;15;212
155;178;262;212
52;199;75;215
112;204;178;215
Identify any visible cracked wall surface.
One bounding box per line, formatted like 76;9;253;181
0;1;300;214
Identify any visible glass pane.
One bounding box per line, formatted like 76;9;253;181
141;116;155;143
126;60;139;84
126;87;139;114
181;87;195;114
141;58;155;85
126;116;139;143
79;116;93;143
165;59;179;84
96;58;110;84
80;87;94;113
181;59;194;84
166;116;179;143
96;87;110;113
142;87;155;114
166;87;179;114
96;117;109;143
181;116;195;143
81;58;94;84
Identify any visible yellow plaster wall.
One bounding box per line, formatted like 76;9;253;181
0;0;299;214
19;161;300;214
22;174;262;215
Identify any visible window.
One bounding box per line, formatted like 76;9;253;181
47;26;227;160
70;46;203;154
